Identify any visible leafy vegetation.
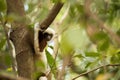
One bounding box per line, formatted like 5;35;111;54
0;0;120;80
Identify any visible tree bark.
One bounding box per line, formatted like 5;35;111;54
40;2;64;31
6;0;34;79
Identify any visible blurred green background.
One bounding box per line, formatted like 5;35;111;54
1;0;120;80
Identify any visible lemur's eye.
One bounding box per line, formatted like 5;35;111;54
44;32;53;41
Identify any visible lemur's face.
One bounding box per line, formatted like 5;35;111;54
38;28;54;52
43;32;53;41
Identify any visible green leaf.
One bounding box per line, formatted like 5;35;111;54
117;29;120;37
97;39;110;51
5;54;12;66
52;0;60;3
85;62;91;68
94;31;108;41
0;38;6;50
74;54;84;58
49;46;54;49
85;52;100;57
45;50;57;77
0;0;6;12
46;50;55;68
33;72;46;80
35;60;45;70
110;54;120;63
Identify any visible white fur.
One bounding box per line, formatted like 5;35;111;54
34;22;41;55
34;23;55;75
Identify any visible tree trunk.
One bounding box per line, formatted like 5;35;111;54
6;0;34;79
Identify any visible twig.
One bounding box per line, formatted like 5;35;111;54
84;0;120;46
0;71;28;80
57;52;73;80
57;56;71;80
72;63;120;80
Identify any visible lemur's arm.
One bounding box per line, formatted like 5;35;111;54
34;23;41;55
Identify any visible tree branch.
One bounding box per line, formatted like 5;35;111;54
0;71;28;80
72;63;120;80
39;2;64;31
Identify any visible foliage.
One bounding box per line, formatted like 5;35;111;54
1;0;120;80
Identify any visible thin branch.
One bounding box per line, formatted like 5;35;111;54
84;0;120;46
57;53;73;80
53;4;69;63
39;2;64;31
72;63;120;80
0;71;28;80
57;56;70;80
59;4;70;24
